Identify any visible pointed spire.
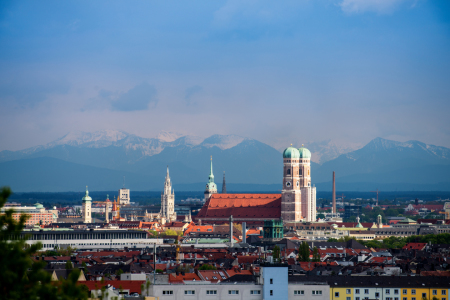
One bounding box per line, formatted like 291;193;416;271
166;165;169;178
222;171;227;194
209;156;214;182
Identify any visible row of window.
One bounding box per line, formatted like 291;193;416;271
294;290;323;295
336;290;447;298
162;290;261;295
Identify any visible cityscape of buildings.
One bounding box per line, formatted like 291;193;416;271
3;146;450;299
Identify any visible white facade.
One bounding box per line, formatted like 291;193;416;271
119;188;130;205
82;187;92;223
161;167;177;223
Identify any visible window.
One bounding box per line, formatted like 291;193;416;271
335;292;340;297
433;290;437;295
206;290;217;295
270;290;273;296
162;290;173;295
347;289;351;294
184;290;195;295
250;290;261;295
229;290;239;295
376;293;380;298
395;298;399;300
386;298;391;300
403;290;408;295
386;289;391;295
313;291;322;295
287;169;291;175
412;290;416;295
395;290;399;295
356;289;360;294
270;278;273;284
356;297;360;300
294;290;305;295
365;289;369;294
412;298;416;300
347;297;351;300
442;291;447;295
422;293;426;298
403;298;408;300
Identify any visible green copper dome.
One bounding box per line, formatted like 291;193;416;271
283;147;300;159
34;203;44;209
82;186;92;202
298;147;311;159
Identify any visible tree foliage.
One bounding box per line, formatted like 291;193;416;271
272;245;281;262
0;186;88;300
298;241;310;262
198;264;217;270
312;247;320;262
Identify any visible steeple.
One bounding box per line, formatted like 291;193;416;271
222;171;227;194
209;156;214;183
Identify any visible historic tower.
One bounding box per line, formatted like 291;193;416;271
204;156;218;201
281;145;316;223
281;146;302;222
298;146;316;222
161;166;176;223
82;186;92;223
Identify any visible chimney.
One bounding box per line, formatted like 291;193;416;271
229;215;234;247
332;171;336;215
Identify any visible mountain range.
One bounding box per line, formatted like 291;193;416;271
0;131;449;192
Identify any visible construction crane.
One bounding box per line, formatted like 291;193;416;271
92;194;113;223
371;189;380;206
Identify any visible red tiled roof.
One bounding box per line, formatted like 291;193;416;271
402;243;427;250
78;280;144;293
225;268;252;277
184;225;214;235
196;194;281;219
417;219;450;224
169;273;201;283
198;270;229;282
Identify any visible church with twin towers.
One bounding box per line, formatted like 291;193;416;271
197;145;316;225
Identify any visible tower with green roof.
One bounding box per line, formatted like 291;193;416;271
82;186;92;223
204;156;217;201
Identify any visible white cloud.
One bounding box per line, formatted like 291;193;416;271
339;0;417;14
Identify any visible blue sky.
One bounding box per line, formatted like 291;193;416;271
0;0;449;151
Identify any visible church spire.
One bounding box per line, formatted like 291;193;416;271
209;156;214;183
222;171;227;194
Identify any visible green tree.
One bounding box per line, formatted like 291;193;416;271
65;260;73;270
298;241;310;262
0;186;88;300
312;247;320;262
272;245;281;262
115;268;124;276
317;213;325;219
199;264;217;270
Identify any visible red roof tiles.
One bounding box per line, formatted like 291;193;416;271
196;194;281;220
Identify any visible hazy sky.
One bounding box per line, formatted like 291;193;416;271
0;0;449;151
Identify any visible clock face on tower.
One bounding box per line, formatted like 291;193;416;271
296;181;299;187
285;181;291;187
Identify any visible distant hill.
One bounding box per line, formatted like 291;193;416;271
0;131;449;192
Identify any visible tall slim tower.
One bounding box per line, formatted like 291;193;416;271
82;186;92;223
281;146;302;222
204;156;217;201
222;171;227;194
298;146;316;222
161;166;176;223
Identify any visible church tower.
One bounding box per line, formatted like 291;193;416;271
298;146;316;222
82;186;92;223
222;171;227;194
161;166;176;223
204;156;217;201
281;146;302;222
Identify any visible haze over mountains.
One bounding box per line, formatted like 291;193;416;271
0;131;449;192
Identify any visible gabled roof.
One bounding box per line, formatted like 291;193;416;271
196;194;281;219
